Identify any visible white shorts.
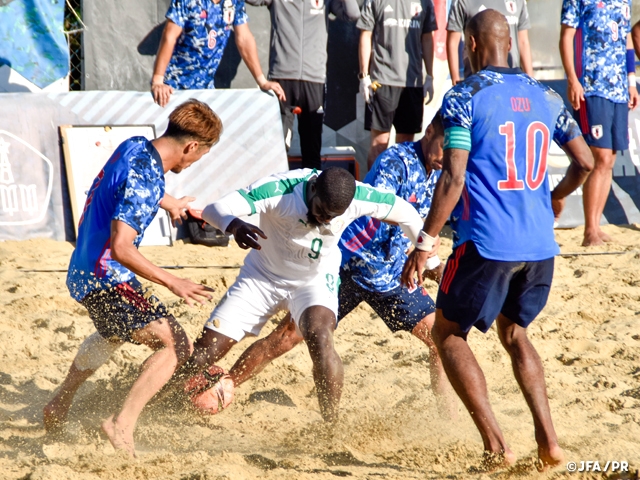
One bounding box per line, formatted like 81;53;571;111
205;262;340;341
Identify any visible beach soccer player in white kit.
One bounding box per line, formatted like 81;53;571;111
175;166;430;421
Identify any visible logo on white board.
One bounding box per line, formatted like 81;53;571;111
0;132;53;226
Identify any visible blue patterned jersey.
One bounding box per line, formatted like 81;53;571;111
67;138;165;301
339;141;440;292
561;0;632;103
165;0;249;90
442;66;582;261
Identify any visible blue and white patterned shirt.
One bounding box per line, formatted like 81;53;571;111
561;0;632;103
441;67;581;261
67;137;165;301
165;0;249;90
339;141;440;292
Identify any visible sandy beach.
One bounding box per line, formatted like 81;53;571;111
1;225;639;479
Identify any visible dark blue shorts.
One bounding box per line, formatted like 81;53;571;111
337;267;436;332
80;278;170;343
436;241;554;333
573;96;629;151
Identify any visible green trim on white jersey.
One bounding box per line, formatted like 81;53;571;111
238;170;317;215
353;184;396;206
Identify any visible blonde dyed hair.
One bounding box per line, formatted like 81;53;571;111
165;99;223;147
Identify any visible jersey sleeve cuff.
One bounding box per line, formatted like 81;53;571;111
444;126;471;151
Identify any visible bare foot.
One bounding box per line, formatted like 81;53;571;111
43;398;69;433
102;414;136;458
536;444;564;471
582;230;604;246
477;449;517;472
599;230;613;243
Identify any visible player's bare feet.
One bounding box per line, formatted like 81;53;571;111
477;449;517;472
536;443;564;471
102;414;136;458
43;397;70;432
599;230;613;243
582;230;604;246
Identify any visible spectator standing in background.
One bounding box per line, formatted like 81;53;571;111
151;0;285;107
446;0;533;85
559;0;638;246
358;0;438;168
246;0;360;170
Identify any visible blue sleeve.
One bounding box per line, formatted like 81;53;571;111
441;87;473;131
113;156;163;234
166;0;189;28
366;149;407;194
234;0;249;26
561;0;580;28
553;104;582;146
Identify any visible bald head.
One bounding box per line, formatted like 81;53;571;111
464;9;511;73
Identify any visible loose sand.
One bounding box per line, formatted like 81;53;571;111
1;225;639;479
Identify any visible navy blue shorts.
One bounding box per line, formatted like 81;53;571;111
436;241;554;333
573;96;629;151
80;278;170;343
338;267;436;332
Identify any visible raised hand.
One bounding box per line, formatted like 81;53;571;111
227;218;267;250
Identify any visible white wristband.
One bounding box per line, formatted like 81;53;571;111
629;74;637;88
425;255;441;270
415;230;437;251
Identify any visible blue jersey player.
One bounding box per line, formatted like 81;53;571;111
195;113;458;418
150;0;285;107
559;0;638;246
44;100;222;457
402;10;594;471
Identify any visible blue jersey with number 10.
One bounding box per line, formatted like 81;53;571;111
441;66;582;261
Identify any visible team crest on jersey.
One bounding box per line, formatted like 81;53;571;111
311;0;325;10
504;0;517;14
410;2;422;16
223;0;235;25
591;125;603;140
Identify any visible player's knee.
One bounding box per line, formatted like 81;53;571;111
497;321;528;352
174;336;193;366
159;318;192;364
430;318;447;349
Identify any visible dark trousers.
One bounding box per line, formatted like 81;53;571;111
276;79;325;170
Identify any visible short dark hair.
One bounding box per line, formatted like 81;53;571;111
164;99;223;147
430;110;444;135
315;167;356;212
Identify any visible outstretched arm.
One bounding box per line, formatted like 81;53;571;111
517;30;533;76
446;31;462;85
559;25;583;110
202;190;267;249
160;193;195;226
151;20;182;107
234;23;286;101
551;136;594;219
401;148;468;288
110;220;213;305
